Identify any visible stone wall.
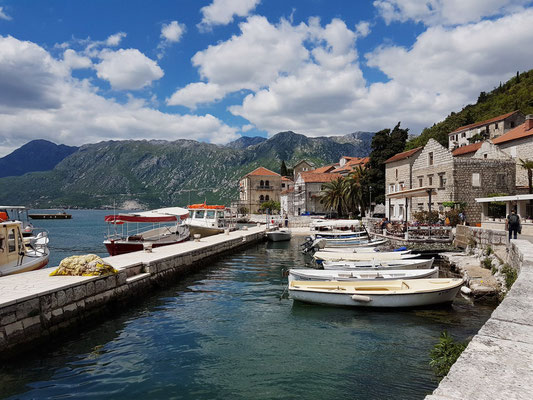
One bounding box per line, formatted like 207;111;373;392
0;229;265;358
453;158;516;225
455;224;508;250
498;134;533;188
385;156;416;220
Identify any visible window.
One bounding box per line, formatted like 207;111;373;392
428;175;433;186
260;180;264;187
265;180;270;187
497;174;506;186
428;152;434;166
418;177;423;187
8;228;16;252
510;121;515;128
484;154;488;159
259;195;265;202
194;210;205;219
395;169;398;179
265;195;270;201
439;174;445;188
472;173;481;187
206;210;216;219
461;132;466;138
282;183;285;188
399;181;405;191
510;146;517;158
217;211;225;219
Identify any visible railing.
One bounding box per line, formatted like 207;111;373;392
256;186;274;190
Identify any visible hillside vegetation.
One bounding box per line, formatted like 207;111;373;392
406;70;533;150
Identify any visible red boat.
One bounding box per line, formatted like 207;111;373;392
104;207;190;256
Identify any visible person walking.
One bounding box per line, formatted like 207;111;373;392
506;209;521;241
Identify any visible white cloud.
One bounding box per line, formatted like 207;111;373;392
0;6;12;20
0;35;238;156
241;124;254;132
106;32;127;46
166;82;225;109
161;21;185;42
62;49;92;70
374;0;532;25
198;0;261;30
95;49;164;90
355;21;371;38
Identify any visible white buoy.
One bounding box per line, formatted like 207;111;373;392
461;286;472;295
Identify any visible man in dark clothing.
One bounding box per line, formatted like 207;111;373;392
506;209;521;240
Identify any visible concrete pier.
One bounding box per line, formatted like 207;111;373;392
426;239;533;399
0;226;266;357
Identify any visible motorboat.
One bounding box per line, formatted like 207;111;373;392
289;278;464;307
314;250;419;263
288;267;439;283
266;228;291;242
310;219;363;231
300;236;387;254
1;219;49;276
104;207;190;256
319;247;411;254
322;258;435;270
186;203;236;237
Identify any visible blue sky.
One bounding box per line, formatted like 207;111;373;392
1;0;532;155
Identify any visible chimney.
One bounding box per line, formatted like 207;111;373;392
526;114;533;131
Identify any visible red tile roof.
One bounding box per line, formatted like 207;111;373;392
331;157;370;173
281;176;293;182
492;121;533;145
449;111;519;135
245;167;280;177
451;142;482;156
384;147;423;164
300;172;342;183
313;165;337;173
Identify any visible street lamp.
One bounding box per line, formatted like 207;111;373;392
369;186;372;218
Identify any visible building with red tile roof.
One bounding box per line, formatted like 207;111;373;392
292;172;342;215
239;166;282;214
448;111;524;150
451;142;482;157
244;166;280;177
331;157;369;175
385;147;423;163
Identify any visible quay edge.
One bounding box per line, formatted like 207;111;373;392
0;226;266;359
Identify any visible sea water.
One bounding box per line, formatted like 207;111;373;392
0;210;495;399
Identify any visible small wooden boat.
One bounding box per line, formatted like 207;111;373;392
289;278;464;307
288;268;439;282
29;211;72;219
322;258;435;270
1;220;49;276
266;229;291;242
314;250;419;263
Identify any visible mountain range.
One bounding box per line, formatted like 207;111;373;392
0;131;374;208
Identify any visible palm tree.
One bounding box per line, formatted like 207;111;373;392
519;158;533;194
320;177;346;217
344;166;368;216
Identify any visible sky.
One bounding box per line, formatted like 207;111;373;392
1;0;533;156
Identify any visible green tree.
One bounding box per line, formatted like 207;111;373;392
280;160;288;177
344;166;368;217
363;122;408;205
320;177;346;217
259;200;280;213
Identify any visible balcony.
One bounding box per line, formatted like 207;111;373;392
256;185;275;190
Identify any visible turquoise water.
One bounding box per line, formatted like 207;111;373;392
0;210;495;399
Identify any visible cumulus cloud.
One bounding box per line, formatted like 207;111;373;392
167;82;225;109
62;49;92;70
374;0;532;25
0;35;238;156
161;21;186;42
95;49;164;90
0;6;12;20
355;21;371;38
106;32;127;46
198;0;261;30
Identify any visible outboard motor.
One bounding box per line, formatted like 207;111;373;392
300;236;315;253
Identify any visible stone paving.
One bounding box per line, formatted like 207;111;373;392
426;239;533;400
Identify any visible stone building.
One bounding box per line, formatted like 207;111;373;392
492;114;533;190
238;167;281;214
292;160;315;178
332;157;369;176
293;172;341;215
384;147;423;221
386;139;516;224
448;110;525;150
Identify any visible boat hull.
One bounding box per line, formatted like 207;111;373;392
267;230;291;242
288;268;438;282
104;236;189;256
322;258;434;270
289;279;463;308
0;254;49;276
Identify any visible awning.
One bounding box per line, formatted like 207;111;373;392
105;207;189;224
386;187;437;199
475;194;533;203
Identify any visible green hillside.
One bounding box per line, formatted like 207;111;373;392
406;70;533;150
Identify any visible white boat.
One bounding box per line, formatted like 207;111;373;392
314;250;419;263
186;203;236;237
322;258;435;270
319;248;411;254
288;267;439;283
104;207;190;256
1;219;50;276
266;229;291;242
310;219;363;231
289;278;464;307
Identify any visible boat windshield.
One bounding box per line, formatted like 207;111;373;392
206;210;216;219
217;211;225;219
194;210;205;219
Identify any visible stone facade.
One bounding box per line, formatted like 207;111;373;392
448;111;525;150
238;167;282;214
495;135;533;188
385;151;421;220
292;160;314;178
293;172;341;215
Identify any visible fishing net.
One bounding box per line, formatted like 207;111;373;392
49;254;118;276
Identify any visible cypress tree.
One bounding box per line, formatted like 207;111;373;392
280;160;288;177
